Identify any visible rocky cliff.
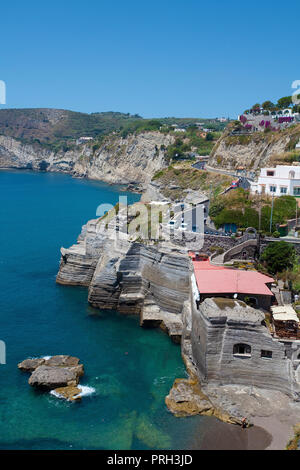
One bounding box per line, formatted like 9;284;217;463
0;131;174;184
209;124;300;171
56;213;191;342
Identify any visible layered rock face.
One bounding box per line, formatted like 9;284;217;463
56;216;191;341
209;126;300;171
191;297;300;399
0;132;173;184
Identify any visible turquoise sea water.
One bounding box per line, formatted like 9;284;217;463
0;170;219;450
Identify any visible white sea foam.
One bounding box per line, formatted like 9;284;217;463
49;385;96;401
49;390;63;399
28;355;52;360
75;385;96;398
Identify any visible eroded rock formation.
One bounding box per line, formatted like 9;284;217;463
18;355;84;400
56;215;191;341
0;132;173;184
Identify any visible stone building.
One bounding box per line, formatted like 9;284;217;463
190;296;300;399
191;258;274;310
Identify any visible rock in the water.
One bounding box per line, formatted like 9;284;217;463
44;355;80;368
19;355;86;401
18;358;45;372
52;385;82;402
28;366;80;390
165;377;213;417
165;376;244;426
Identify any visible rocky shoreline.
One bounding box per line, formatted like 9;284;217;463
53;195;300;450
0;131;174;186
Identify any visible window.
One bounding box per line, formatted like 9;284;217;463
267;171;274;176
269;185;276;193
294;187;300;196
233;343;251;356
261;350;272;359
280;187;287;194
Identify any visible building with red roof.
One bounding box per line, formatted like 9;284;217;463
190;258;274;310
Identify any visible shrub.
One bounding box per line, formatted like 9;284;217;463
260;241;296;274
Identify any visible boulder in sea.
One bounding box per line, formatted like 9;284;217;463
18;358;46;372
28;365;80;390
51;385;82;402
18;355;85;398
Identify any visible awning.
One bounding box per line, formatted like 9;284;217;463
271;305;299;323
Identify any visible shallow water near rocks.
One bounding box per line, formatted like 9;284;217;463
0;170;271;450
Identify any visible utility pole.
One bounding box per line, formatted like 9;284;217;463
269;193;275;234
258;195;261;232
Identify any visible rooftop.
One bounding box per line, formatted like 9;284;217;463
271;305;299;323
191;259;274;296
200;297;265;324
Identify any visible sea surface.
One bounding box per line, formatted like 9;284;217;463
0;170;271;450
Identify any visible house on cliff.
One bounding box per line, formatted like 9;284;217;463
251;165;300;197
190;257;274;310
190;297;300;399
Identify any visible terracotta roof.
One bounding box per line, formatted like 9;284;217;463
192;260;274;296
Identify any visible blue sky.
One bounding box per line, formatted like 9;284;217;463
1;0;299;118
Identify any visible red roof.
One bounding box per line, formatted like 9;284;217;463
192;260;274;296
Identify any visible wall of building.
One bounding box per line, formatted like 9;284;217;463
251;166;300;196
190;296;300;399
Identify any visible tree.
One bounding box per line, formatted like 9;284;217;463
260;241;296;274
277;96;292;109
262;100;275;110
206;132;213;141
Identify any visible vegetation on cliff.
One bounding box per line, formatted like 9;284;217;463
210;188;298;233
244;94;300;114
260;241;296;275
209;121;300;171
0;108;227;154
152;163;231;200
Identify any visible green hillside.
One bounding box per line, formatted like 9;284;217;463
0;108;228;147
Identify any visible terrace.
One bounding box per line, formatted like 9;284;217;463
271;305;300;340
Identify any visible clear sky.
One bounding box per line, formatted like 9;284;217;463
1;0;299;118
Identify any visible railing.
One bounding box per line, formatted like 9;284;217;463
274;327;300;340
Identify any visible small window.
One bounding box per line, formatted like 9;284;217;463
280;187;287;194
270;185;276;193
233;343;251;356
294;187;300;196
267;171;274;176
261;350;272;359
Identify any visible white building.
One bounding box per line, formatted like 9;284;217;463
251;165;300;197
76;136;94;145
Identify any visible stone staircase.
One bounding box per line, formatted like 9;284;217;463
210;238;258;265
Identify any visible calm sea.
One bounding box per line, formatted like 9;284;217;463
0;170;223;450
